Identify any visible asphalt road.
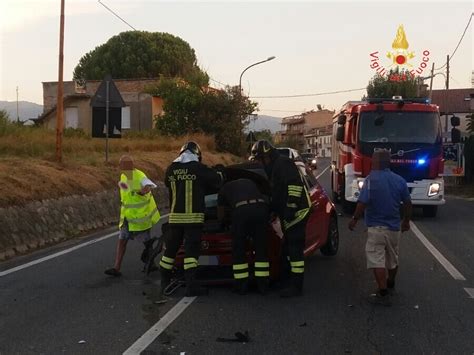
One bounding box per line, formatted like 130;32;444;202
1;158;473;354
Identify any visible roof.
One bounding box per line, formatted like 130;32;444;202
36;94;90;124
431;88;473;114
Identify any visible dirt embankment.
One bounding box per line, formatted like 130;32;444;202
0;151;240;208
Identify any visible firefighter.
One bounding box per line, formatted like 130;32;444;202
160;141;223;296
250;140;311;297
217;178;270;295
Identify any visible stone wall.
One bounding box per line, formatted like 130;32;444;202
0;183;169;261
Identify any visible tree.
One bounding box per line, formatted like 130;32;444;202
73;31;208;83
149;79;258;155
366;69;419;98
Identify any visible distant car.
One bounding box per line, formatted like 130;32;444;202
301;153;318;170
276;147;302;162
156;161;339;285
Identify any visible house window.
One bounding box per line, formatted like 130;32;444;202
65;107;78;129
122;106;131;129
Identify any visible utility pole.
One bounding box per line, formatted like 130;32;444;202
105;79;110;163
428;62;435;101
16;86;19;123
445;55;450;139
55;0;65;163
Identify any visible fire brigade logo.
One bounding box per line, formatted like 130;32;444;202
369;25;430;81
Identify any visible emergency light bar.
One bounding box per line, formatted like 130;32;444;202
367;97;430;105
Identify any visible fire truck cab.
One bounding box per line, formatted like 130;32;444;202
331;97;445;217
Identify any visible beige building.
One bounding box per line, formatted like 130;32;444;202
39;78;164;135
279;109;334;151
304;125;332;157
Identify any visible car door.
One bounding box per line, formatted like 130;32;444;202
296;164;324;251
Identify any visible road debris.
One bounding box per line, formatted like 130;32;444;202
216;331;250;343
414;305;419;310
78;340;86;344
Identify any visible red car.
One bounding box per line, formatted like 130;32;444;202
158;161;339;284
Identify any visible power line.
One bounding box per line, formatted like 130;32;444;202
98;0;137;31
435;12;473;70
250;87;366;99
209;77;228;87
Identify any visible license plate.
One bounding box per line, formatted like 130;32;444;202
198;255;219;266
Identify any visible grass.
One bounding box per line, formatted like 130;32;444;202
0;121;240;207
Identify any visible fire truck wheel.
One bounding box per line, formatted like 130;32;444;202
321;215;339;256
422;205;438;218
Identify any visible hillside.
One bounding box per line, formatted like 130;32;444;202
0;100;43;121
246;115;282;133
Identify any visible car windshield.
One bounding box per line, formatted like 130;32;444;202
359;111;441;144
301;153;315;159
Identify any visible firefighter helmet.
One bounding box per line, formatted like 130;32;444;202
180;141;202;161
250;140;275;160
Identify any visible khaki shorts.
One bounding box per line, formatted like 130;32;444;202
365;226;400;269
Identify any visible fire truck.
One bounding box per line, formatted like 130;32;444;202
331;97;446;217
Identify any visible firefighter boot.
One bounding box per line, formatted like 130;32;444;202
280;273;304;298
256;277;269;295
184;269;208;297
232;279;249;295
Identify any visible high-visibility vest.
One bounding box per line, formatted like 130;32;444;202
119;169;161;232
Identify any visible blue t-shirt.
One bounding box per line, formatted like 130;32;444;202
358;169;411;231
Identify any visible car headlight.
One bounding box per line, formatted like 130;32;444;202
357;180;364;190
311;159;317;164
428;183;440;196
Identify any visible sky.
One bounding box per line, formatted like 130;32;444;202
0;0;472;118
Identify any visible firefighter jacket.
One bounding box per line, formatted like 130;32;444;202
165;158;223;225
267;154;311;230
119;169;161;232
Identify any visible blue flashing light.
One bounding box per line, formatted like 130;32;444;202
417;158;427;166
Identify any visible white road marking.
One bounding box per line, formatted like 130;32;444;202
0;213;169;277
464;288;474;298
123;297;197;355
316;165;330;180
410;221;466;281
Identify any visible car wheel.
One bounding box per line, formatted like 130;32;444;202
422;205;438;218
321;215;339;256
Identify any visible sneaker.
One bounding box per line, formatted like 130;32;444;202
104;268;122;277
368;292;392;307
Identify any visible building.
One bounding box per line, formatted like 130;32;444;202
431;88;473;137
38;78;165;135
279;109;335;151
304;125;332;157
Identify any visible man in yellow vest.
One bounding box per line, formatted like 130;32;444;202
105;155;161;277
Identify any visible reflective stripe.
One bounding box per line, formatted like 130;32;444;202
234;272;249;279
290;260;304;267
159;261;173;270
162;256;175;263
254;261;269;268
291;267;304;274
122;201;149;209
288;185;303;192
255;271;270;277
170;181;176;212
184;263;198;270
184;258;198;270
169;213;205;224
126;208;160;224
185;180;192;214
284;207;310;230
287;203;298;208
288;191;302;197
233;263;248;271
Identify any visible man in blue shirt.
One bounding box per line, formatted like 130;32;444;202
348;149;412;306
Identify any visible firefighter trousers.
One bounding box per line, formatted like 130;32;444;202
282;218;307;277
231;203;270;280
159;225;202;275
